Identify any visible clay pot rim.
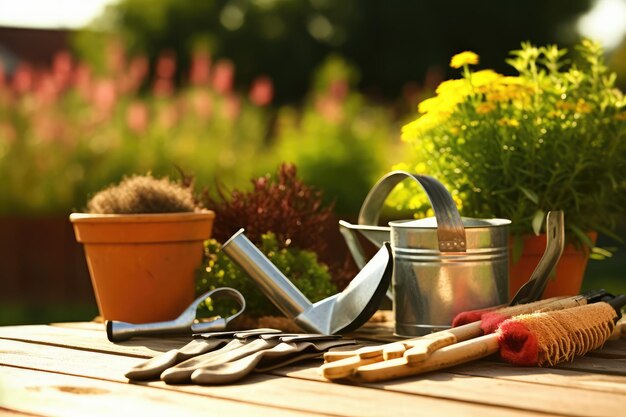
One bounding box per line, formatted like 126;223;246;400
69;210;215;224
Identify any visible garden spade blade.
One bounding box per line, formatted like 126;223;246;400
221;229;393;335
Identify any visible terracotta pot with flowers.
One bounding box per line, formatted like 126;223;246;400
70;174;215;323
395;40;626;299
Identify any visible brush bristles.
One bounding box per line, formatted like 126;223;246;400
498;302;616;367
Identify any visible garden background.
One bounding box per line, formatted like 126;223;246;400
1;0;625;324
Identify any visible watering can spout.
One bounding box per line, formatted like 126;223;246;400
339;220;390;269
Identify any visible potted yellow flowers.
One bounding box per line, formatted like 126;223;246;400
396;40;626;299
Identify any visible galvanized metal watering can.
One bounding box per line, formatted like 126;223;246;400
340;171;511;337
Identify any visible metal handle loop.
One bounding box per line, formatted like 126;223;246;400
358;171;466;252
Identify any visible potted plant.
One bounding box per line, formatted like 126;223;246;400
395;40;626;298
70;174;215;323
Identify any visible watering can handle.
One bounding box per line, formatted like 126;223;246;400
358;171;466;252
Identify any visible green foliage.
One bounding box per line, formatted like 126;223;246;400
276;56;396;215
396;40;626;245
87;174;198;214
196;232;337;317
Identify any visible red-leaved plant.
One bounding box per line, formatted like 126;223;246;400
201;163;333;256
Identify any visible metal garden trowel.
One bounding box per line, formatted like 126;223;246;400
222;229;393;335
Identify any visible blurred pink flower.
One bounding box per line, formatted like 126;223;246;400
212;60;234;95
126;101;149;134
223;94;241;121
192;91;213;120
156;50;176;79
93;79;117;113
315;95;343;123
190;50;211;86
52;51;72;90
153;78;174;97
128;55;148;90
12;64;34;94
106;40;126;74
36;74;59;106
329;79;348;101
73;64;92;101
249;75;273;106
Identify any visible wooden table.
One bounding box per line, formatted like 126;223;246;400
0;321;624;417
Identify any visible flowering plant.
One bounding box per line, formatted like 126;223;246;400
397;40;626;248
0;46;275;215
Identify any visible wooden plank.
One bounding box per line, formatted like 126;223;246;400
0;338;554;417
49;322;104;331
0;325;188;358
554;357;626;376
0;365;318;417
270;362;626;417
450;361;626;395
4;324;626;414
0;408;43;417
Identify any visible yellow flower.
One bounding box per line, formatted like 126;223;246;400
435;79;470;96
576;99;592;114
450;51;479;68
497;117;520;127
556;101;576;111
476;102;495;114
471;70;501;86
401;112;448;140
417;96;442;114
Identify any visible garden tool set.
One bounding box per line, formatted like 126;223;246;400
125;329;357;385
320;290;616;379
321;295;626;383
107;170;625;387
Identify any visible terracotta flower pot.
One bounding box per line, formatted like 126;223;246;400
509;232;597;300
70;211;215;323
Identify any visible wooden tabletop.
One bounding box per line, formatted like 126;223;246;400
0;321;624;417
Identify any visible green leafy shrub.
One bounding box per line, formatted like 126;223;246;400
197;232;336;317
396;40;626;247
275;56;397;216
87;174;198;214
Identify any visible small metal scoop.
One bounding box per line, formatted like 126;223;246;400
106;287;246;342
509;210;565;305
222;229;393;335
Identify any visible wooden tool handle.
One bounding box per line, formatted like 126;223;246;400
353;333;500;383
320;353;383;380
401;320;485;364
323;344;383;362
402;331;458;363
446;320;483;342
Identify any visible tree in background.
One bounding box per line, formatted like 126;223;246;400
75;0;592;103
